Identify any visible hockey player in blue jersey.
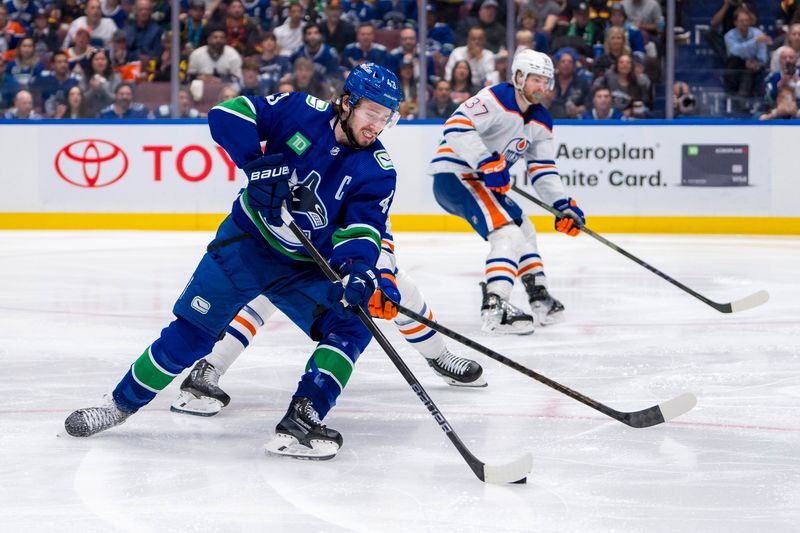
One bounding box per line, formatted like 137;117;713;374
65;63;405;460
428;49;587;335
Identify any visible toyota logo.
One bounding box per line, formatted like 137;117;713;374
55;139;129;188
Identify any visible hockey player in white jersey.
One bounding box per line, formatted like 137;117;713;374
428;49;586;334
171;231;487;416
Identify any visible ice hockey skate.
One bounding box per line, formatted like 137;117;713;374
427;349;487;387
521;274;565;326
264;397;343;461
170;359;231;416
479;282;535;335
64;395;133;437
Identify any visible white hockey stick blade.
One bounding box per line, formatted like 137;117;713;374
658;392;697;423
482;452;534;484
729;290;769;313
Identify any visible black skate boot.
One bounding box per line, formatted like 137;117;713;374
521;274;565;326
427;349;488;387
64;395;134;437
170;359;230;417
480;282;534;335
264;397;343;460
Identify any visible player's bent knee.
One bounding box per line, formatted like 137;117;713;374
488;223;525;255
152;317;219;373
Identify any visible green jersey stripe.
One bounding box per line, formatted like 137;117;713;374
213;96;257;123
331;224;381;250
239;192;313;263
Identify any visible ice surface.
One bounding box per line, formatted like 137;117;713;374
1;230;798;532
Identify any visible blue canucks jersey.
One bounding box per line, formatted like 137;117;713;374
207;92;397;270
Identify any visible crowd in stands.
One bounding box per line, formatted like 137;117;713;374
0;0;798;120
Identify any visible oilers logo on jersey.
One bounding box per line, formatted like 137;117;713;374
501;138;528;166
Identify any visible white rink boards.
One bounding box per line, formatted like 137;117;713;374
1;230;798;532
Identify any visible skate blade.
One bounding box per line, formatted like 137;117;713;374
533;311;565;327
481;322;535;336
170;391;223;417
264;433;339;461
435;372;488;388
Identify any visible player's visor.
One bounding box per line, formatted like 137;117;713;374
353;105;400;129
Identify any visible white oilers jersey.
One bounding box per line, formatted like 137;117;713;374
427;82;567;206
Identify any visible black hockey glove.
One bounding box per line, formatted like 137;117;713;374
243;153;292;227
325;260;379;316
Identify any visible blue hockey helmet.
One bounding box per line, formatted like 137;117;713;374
342;63;401;127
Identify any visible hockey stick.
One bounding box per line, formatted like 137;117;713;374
279;208;532;484
510;183;769;314
395;304;696;428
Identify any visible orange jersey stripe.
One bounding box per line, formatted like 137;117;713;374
436;147;455;154
444;118;474;127
465;180;508;229
234;315;257;336
399;310;434;335
528;164;556;173
518;262;543;275
381;239;395;251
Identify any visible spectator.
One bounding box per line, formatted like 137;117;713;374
99;82;150;118
53;85;90;118
124;0;163;63
31;50;80;115
494;48;509;82
605;3;645;55
156;87;201;118
276;79;294;92
724;7;771;105
240;0;270;31
376;0;416;29
620;0;662;40
65;27;92;70
238;56;274;96
456;0;505;53
425;4;454;57
396;57;417;117
286;55;330;99
80;48;122;116
759;85;800;118
29;11;59;56
0;4;26;61
5;36;43;88
550;47;591;119
580;85;623;119
594;25;631;75
707;0;758;62
776;0;798;34
216;82;239;102
388;27;435;83
448;58;478;104
274;0;304;57
257;31;291;86
342;0;376;25
63;0;119;50
3;87;39;118
427;78;457;118
444;27;497;87
521;0;560;35
290;22;340;81
563;2;603;53
770;24;800;72
4;0;39;31
765;46;799;104
181;0;207;51
187;25;243;82
517;10;550;54
0;53;20;109
341;22;389;69
52;0;85;27
672;81;700;117
103;0;128;29
147;32;188;82
111;31;142;83
224;0;261;57
593;53;650;114
321;1;355;56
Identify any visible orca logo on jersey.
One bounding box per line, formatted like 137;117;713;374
501;137;528;166
249;165;290;181
291;170;328;229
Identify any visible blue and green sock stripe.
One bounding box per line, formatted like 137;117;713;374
306;344;355;392
130;346;179;393
212;96;256;123
331;224;381;252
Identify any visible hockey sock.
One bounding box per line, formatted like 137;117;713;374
295;334;362;419
205;296;276;374
393;269;444;359
517;218;547;286
112;318;217;412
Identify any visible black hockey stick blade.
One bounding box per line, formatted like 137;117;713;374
509;184;769;314
279;209;532;484
396;303;697;428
